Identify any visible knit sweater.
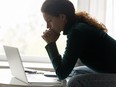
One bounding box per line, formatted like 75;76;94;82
45;21;116;80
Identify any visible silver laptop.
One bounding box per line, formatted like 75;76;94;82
3;45;66;86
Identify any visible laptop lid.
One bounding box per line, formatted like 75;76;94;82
3;45;65;86
3;46;28;84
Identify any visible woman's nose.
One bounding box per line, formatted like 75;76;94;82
47;23;51;28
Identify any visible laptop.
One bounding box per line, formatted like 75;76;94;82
3;45;66;86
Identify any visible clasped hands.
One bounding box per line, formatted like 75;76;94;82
42;29;60;44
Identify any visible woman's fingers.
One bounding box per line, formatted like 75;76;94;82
42;29;60;43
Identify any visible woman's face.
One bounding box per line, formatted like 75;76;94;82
43;13;67;34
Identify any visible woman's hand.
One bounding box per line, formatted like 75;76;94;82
42;29;60;44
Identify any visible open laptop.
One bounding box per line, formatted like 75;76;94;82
3;45;66;86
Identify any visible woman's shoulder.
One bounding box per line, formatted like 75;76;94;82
73;21;105;33
67;22;91;37
72;22;93;32
68;22;106;38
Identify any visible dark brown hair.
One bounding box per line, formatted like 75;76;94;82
76;12;107;32
41;0;75;23
41;0;107;32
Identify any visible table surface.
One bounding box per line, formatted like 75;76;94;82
0;68;67;87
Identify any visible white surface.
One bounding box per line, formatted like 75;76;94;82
0;68;67;87
0;69;27;86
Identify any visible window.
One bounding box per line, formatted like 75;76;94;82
0;0;77;62
105;0;116;39
1;0;115;63
77;0;116;39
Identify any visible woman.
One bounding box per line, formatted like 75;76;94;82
41;0;116;84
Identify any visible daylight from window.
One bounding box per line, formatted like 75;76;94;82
0;0;77;61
